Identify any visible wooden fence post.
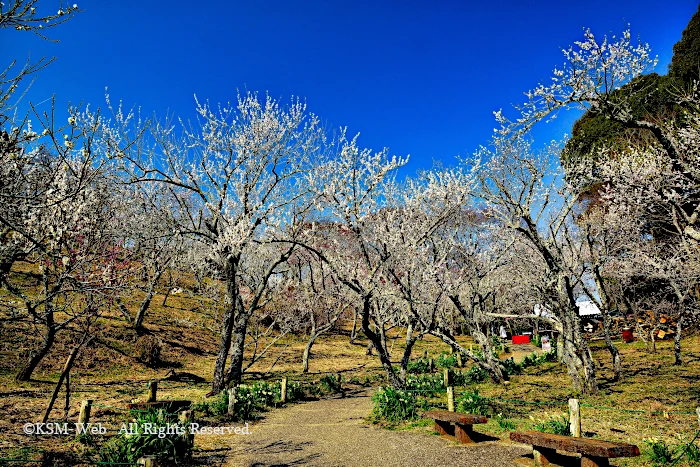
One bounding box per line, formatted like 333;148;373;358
227;387;236;416
280;377;287;404
569;398;581;437
456;352;463;368
443;368;451;388
148;380;158;403
76;399;92;441
179;410;194;449
423;350;428;359
696;407;699;428
428;358;434;372
447;386;455;412
138;456;158;466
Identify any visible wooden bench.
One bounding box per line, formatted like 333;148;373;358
510;431;640;467
423;410;487;443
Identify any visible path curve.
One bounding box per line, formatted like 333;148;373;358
224;389;528;467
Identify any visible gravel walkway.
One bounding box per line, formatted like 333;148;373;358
224;389;529;467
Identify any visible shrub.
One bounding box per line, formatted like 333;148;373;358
644;438;675;465
99;409;191;464
452;366;489;385
286;381;305;401
320;374;342;393
251;381;281;407
532;413;570;436
455;390;490;416
534;334;543;347
679;438;700;462
371;387;419;422
496;413;516;431
500;357;522;376
435;353;458;369
405;373;443;394
134;335;162;367
407;359;431;374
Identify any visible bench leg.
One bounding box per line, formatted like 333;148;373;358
454;423;474;444
581;456;610;467
533;447;556;466
434;420;454;436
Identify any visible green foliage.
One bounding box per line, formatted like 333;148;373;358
405;373;443;394
644;438;675;465
99;409;191;464
500;357;522;376
452;365;489;385
532;333;542;348
495;413;516;432
520;350;558;370
320;374;342;393
455;390;490;416
680;439;700;463
532;413;570;436
492;336;510;353
407;359;431;374
669;5;700;85
435;353;458;369
371;387;420;422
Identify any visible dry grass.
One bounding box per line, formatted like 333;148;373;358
1;271;699;465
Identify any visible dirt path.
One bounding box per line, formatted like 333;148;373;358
222;389;529;467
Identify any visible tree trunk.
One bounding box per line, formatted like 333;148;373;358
360;297;404;388
210;259;238;395
225;315;249;387
399;322;417;382
673;316;683;365
42;340;87;423
302;332;317;373
16;319;55;382
349;307;358;344
602;312;622;380
134;289;154;329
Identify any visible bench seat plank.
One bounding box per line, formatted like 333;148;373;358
423;410;487;425
510;431;640;458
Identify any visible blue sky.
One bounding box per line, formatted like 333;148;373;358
2;0;697;173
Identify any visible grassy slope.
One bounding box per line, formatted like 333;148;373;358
1;267;699;465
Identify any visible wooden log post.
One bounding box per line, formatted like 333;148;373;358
428;358;434;372
696;407;700;428
447;386;455;412
76;399;92;441
569;398;581;437
227;387;236;416
179;410;194;449
148;380;158;403
138;456;158;467
443;368;451;388
456;352;463;368
280;377;288;404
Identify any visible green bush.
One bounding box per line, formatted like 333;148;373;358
496;413;516;431
251;381;282;407
455;390;490;416
407;359;431;374
500;357;522;376
435;353;458;369
371;387;420;422
320;374;342;393
532;334;542;348
452;366;488;385
405;373;443;394
644;438;675;465
99;409;191;464
532;413;570;436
